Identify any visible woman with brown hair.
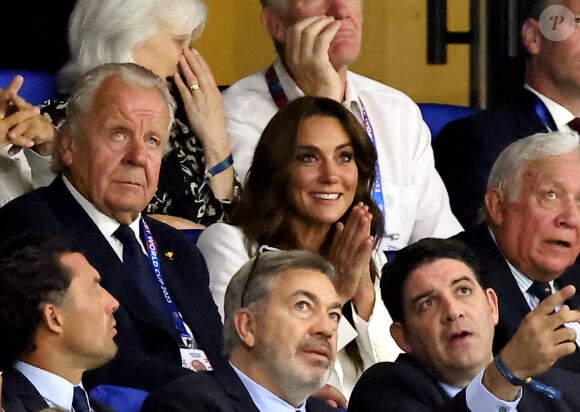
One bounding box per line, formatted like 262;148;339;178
198;96;401;404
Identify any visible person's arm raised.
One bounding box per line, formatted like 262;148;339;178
284;16;344;102
482;285;580;401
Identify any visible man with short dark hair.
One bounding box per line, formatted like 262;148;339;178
349;237;580;411
0;232;118;412
142;249;341;412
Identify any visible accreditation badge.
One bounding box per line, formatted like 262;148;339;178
180;348;213;372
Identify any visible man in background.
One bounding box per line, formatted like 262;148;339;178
434;0;580;229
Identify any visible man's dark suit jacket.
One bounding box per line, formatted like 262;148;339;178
433;88;550;230
1;368;115;412
349;354;580;412
141;361;337;412
455;224;580;373
0;177;227;391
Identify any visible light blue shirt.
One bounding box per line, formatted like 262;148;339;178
14;361;85;411
231;363;307;412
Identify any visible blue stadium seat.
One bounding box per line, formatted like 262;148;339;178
418;103;480;140
0;69;58;105
90;384;149;412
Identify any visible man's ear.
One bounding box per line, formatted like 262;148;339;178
262;7;287;42
42;303;65;335
58;125;74;168
485;288;500;326
390;322;412;353
484;188;504;227
234;309;257;348
522;18;542;56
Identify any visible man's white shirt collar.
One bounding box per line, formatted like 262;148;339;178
14;361;80;411
62;176;143;257
524;84;576;131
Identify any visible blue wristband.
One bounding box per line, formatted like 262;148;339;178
494;355;561;399
204;154;234;180
198;154;234;194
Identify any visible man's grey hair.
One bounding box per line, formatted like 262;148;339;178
223;249;336;355
52;63;176;174
59;0;207;93
486;130;579;208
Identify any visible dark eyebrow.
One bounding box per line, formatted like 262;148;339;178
408;275;475;306
296;143;353;151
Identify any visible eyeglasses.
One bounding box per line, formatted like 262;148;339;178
240;245;278;307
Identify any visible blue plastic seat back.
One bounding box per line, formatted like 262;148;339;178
0;69;58;105
89;384;149;412
418;103;480;140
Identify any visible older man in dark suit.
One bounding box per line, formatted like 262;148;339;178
350;238;580;412
0;63;226;392
434;0;580;229
142;250;341;412
455;131;580;373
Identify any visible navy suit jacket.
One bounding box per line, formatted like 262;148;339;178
1;368;115;412
433;88;549;230
349;354;580;412
141;361;338;412
455;224;580;373
0;177;226;391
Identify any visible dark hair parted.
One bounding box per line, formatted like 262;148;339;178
0;232;80;369
380;238;483;324
231;95;384;251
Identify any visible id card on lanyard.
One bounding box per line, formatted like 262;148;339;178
140;219;213;371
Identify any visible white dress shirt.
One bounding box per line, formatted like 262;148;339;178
524;84;580;138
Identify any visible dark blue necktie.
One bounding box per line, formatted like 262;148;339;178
114;224;167;315
72;386;91;412
528;281;552;302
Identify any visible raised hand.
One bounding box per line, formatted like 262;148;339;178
172;48;234;201
284;16;344;102
328;202;375;320
1;75;56;155
501;285;580;379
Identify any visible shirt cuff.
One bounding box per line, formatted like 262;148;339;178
465;369;521;412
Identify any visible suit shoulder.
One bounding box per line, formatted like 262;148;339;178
142;371;225;411
350;358;447;411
